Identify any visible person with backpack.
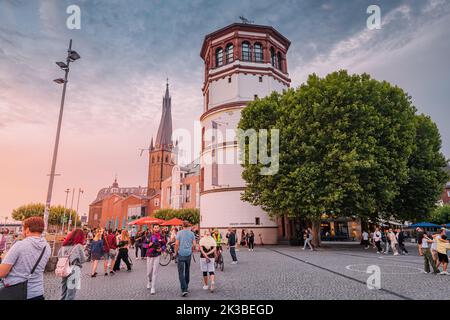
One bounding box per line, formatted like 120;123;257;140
0;217;51;300
146;224;166;294
57;228;86;300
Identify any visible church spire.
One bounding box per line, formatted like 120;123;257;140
155;80;173;150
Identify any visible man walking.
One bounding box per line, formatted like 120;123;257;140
397;228;408;255
373;227;383;254
422;232;439;274
175;221;196;297
227;228;238;264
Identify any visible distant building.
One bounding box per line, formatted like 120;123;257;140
441;182;450;205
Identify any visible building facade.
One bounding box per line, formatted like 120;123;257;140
199;23;291;244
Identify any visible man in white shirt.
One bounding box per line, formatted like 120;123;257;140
362;231;369;249
373;228;383;253
422;233;439;274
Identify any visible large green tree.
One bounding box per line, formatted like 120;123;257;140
429;205;450;225
11;203;79;227
153;208;200;225
238;71;425;245
390;115;448;221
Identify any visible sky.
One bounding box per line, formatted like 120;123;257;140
1;0;449;221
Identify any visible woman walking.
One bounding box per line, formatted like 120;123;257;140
113;230;132;272
146;224;166;294
141;230;150;259
199;231;217;292
58;228;86;300
303;229;314;251
90;230;104;277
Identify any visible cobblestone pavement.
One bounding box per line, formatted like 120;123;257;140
44;243;449;300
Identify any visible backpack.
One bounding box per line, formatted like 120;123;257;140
55;246;76;278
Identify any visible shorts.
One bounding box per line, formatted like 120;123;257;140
437;252;449;263
200;258;215;273
104;249;117;260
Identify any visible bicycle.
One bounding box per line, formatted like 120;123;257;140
159;243;175;266
214;246;224;271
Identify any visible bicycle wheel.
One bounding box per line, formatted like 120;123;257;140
159;251;171;266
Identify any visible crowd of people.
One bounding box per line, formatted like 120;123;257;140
360;226;449;275
1;216;448;300
0;217;257;300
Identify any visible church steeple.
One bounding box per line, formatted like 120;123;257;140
147;81;175;193
155;79;173;151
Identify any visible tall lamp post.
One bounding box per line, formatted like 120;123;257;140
73;188;84;230
67;188;75;233
61;188;70;234
43;39;81;234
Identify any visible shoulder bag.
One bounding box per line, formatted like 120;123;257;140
0;246;46;300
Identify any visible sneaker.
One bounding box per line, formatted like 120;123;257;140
231;261;238;265
150;288;156;295
202;285;209;290
91;272;97;278
302;248;305;250
439;271;449;275
147;282;151;289
248;249;251;251
110;271;115;275
377;251;381;254
104;273;108;276
182;291;189;297
393;253;399;256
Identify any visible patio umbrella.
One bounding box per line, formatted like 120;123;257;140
407;222;441;228
128;217;165;226
161;218;184;226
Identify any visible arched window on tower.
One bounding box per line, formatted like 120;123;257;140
242;41;251;62
165;155;169;163
270;47;276;67
215;47;223;67
152;156;155;163
226;43;234;64
277;52;283;71
254;43;263;63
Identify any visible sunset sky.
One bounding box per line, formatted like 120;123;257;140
1;0;449;221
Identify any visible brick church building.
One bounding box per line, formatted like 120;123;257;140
88;82;199;229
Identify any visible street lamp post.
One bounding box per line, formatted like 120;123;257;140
73;188;84;230
43;39;80;234
67;188;75;233
61;188;70;234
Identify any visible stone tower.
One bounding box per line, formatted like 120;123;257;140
199;23;291;244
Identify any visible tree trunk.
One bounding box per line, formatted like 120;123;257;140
311;220;321;248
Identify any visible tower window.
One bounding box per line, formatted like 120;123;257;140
254;94;258;100
254;43;263;62
259;76;263;82
255;217;260;225
226;43;234;63
277;52;283;71
242;41;251;62
270;47;276;67
215;47;223;67
228;77;232;83
165;155;169;163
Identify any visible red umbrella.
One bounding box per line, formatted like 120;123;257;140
128;217;165;226
161;218;184;226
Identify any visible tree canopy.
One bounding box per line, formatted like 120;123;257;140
12;203;79;226
238;70;447;224
153;208;200;225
